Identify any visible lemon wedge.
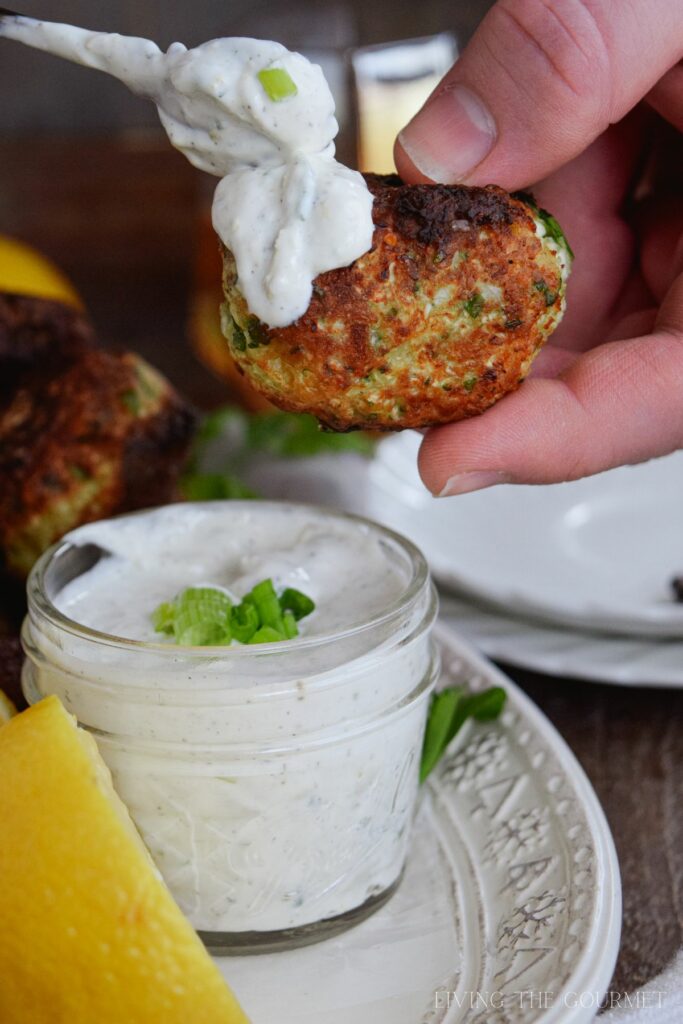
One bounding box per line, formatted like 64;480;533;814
0;689;17;724
0;696;249;1023
0;234;82;307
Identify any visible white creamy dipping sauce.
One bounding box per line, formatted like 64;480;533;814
55;504;406;642
24;503;437;939
0;17;374;327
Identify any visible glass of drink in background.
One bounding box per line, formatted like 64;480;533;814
351;34;457;173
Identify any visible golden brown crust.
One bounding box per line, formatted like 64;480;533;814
0;292;95;400
220;175;568;431
0;350;196;577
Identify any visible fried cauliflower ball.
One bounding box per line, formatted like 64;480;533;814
0;291;95;401
0;349;195;577
220;175;572;431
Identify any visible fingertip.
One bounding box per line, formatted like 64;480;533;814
393;84;496;186
417;426;450;494
393;136;434;184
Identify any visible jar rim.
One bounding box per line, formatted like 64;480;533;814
27;501;430;658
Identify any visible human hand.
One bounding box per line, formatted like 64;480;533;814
394;0;683;495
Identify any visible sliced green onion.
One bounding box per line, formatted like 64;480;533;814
279;587;315;621
231;599;260;644
257;67;298;102
175;621;227;646
282;609;299;639
152;587;233;646
172;587;233;647
250;578;285;632
248;626;286;645
152;601;176;636
151;578;315;647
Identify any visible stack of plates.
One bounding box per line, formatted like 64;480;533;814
365;433;683;688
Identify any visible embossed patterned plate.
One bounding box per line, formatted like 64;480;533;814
216;624;621;1024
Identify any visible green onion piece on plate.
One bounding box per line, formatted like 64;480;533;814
257;68;298;102
419;688;462;784
420;685;506;783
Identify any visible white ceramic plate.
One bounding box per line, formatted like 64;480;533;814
368;434;683;640
217;625;621;1024
438;593;683;688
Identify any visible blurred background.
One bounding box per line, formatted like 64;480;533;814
0;0;491;405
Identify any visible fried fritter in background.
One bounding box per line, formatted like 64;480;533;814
0;293;195;580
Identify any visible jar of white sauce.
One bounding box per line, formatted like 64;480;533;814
21;502;438;952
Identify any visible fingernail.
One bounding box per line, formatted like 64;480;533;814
398;84;496;183
438;471;510;497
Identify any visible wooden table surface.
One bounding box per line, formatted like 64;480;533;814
1;137;681;1001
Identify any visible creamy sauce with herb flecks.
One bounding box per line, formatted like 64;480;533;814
0;17;374;327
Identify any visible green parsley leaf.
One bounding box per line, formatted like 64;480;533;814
533;279;558;307
420;688;462;784
180;472;258;501
181;407;375;506
537;207;575;259
465;687;507;722
463;292;484;318
121;389;141;416
257;67;298;102
514;191;574;260
245;411;374;458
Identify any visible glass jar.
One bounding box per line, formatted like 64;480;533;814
21;503;438;953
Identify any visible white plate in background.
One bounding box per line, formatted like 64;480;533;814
203;425;683;684
438;592;683;688
368;434;683;640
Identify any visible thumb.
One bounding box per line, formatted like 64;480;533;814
395;0;683;191
418;264;683;494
